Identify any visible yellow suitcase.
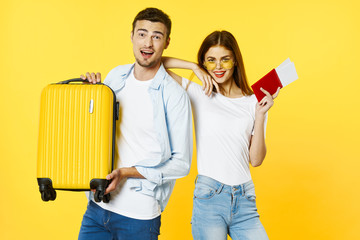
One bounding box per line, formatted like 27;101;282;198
37;78;118;203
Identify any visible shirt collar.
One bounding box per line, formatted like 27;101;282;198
117;63;166;90
149;64;167;90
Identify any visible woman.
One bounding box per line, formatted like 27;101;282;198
163;30;279;240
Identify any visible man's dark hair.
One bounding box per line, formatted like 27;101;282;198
132;8;172;39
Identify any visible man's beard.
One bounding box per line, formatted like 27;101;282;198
135;57;159;68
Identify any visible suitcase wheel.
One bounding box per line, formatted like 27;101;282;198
41;189;56;202
103;193;111;203
90;179;111;203
94;190;110;203
38;178;56;202
94;190;104;203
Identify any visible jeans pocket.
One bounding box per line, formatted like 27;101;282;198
193;182;217;199
245;188;256;202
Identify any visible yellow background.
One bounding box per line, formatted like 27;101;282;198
1;0;359;239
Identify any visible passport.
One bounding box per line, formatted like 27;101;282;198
251;58;298;101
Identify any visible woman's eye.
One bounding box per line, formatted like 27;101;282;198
207;59;215;63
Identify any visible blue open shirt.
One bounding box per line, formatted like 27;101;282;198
104;63;193;211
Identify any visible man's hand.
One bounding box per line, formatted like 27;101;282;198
104;169;125;195
80;72;102;84
90;167;145;195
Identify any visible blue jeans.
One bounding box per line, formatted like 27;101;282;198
191;175;269;240
78;200;161;240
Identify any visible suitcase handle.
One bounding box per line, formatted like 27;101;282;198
57;78;103;84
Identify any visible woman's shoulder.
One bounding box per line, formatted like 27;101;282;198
182;77;202;92
247;94;257;102
236;94;257;104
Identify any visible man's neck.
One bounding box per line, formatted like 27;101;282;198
133;62;161;81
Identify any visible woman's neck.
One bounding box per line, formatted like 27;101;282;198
219;78;243;98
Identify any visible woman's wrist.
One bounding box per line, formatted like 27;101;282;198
255;112;266;122
192;63;202;71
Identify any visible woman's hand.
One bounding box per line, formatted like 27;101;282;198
193;66;219;96
255;87;280;116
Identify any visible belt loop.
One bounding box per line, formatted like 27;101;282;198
242;183;245;196
194;175;199;184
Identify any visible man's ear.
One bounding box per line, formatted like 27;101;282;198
164;37;170;49
130;31;133;43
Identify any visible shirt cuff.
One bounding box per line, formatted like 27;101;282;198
127;178;157;197
135;166;163;186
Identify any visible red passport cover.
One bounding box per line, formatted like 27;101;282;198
251;69;283;102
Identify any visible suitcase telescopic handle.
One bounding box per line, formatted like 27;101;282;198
57;78;103;84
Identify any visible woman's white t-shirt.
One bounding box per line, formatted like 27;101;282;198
182;78;267;186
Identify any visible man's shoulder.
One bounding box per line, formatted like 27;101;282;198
104;64;134;86
162;73;187;97
108;64;134;77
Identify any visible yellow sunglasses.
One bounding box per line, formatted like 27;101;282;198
204;59;235;71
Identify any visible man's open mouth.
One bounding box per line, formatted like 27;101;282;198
141;50;154;58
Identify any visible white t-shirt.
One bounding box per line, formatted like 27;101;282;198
96;70;161;220
182;78;267;186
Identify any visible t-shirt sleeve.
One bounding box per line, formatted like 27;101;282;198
182;77;204;101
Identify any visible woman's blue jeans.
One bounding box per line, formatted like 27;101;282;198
191;175;269;240
78;200;161;240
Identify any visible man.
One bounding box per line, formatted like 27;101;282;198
78;8;192;240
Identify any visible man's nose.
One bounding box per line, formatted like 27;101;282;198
144;36;153;47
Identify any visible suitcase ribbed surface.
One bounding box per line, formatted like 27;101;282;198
37;84;114;189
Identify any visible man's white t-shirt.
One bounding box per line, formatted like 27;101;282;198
96;70;161;220
182;78;267;186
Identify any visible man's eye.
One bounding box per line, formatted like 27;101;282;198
153;36;161;40
139;33;145;37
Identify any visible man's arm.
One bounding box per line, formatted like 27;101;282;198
104;85;192;195
135;88;193;187
104;167;144;195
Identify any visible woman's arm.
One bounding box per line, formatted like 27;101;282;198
162;57;218;96
163;57;196;85
162;57;198;71
249;87;280;167
249;114;267;167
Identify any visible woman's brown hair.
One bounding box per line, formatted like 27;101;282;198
197;31;253;95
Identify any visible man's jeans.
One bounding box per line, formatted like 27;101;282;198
191;175;269;240
78;201;161;240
